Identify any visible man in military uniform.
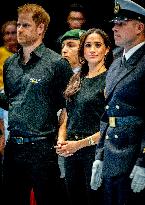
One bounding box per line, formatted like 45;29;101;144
90;0;145;204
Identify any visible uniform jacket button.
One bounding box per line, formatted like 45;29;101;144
114;134;118;139
105;135;109;140
115;105;120;109
106;105;109;109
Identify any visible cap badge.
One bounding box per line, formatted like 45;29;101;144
114;1;121;14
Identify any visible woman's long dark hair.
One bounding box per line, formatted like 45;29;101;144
64;28;113;100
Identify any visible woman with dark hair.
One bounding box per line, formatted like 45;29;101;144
55;28;113;205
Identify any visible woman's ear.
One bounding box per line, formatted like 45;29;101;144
105;47;110;57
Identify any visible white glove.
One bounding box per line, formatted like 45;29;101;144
90;160;103;190
130;165;145;193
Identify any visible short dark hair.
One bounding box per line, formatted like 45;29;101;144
67;3;87;18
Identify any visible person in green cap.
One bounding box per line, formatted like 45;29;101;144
56;28;86;204
57;28;85;179
61;29;86;73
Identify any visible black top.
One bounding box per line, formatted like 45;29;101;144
3;43;73;137
66;72;106;136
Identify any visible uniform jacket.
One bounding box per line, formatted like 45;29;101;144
95;43;145;177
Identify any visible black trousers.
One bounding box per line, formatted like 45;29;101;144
64;146;103;205
3;137;61;205
103;174;145;205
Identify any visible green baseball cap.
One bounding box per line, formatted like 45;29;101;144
61;29;86;43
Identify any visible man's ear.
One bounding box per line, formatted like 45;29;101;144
37;23;45;35
137;21;145;34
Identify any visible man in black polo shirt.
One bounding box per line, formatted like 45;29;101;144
1;3;72;205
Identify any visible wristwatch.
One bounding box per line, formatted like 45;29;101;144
88;136;95;145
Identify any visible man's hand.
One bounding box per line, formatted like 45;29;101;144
130;165;145;193
90;160;103;190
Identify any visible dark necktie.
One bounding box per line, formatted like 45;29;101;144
121;55;126;66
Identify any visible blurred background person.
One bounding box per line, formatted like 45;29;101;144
65;3;87;30
0;20;18;143
55;28;113;205
0;122;4;193
53;3;89;53
0;20;18;191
